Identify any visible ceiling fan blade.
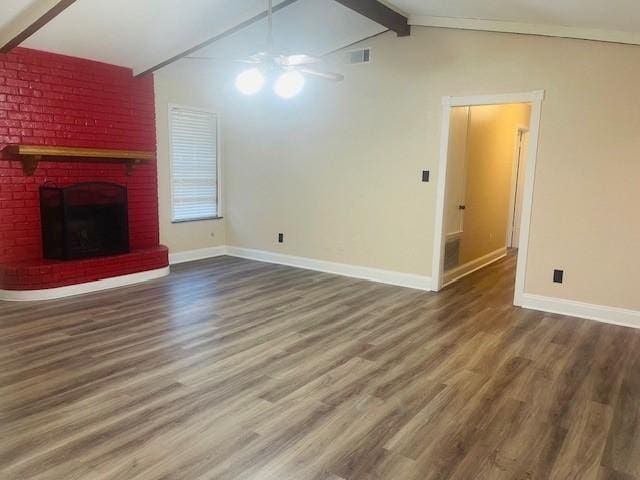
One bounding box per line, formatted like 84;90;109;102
298;68;344;82
185;56;260;64
249;52;271;61
278;54;322;66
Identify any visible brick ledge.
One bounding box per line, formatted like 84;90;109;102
0;265;169;301
0;246;168;290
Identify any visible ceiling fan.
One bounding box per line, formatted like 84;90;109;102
188;0;344;98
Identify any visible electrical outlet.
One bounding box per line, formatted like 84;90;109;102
422;170;430;182
278;233;284;243
553;269;564;284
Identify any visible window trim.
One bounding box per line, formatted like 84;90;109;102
168;103;222;224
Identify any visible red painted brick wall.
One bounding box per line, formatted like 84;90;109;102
0;48;163;282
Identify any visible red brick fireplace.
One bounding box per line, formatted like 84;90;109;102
0;48;168;299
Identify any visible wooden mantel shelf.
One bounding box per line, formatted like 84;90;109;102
1;145;156;176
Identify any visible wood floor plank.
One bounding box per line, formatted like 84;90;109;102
601;335;640;478
1;254;639;479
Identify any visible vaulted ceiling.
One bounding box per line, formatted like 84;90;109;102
1;0;639;76
395;0;640;33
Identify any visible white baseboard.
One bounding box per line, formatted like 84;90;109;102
444;247;507;286
6;245;636;331
446;230;462;242
521;293;640;330
225;246;434;291
169;245;227;265
166;245;433;290
0;266;170;302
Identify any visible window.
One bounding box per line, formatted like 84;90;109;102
169;105;219;222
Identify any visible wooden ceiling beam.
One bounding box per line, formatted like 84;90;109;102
136;0;299;77
0;0;78;54
333;0;410;37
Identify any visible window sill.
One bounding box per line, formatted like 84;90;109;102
171;216;224;224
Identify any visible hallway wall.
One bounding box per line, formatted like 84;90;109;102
459;104;531;265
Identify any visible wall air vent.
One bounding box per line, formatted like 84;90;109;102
346;48;371;65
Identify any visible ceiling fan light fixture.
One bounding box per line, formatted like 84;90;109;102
274;70;305;99
235;68;266;95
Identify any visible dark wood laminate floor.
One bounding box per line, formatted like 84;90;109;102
1;255;639;480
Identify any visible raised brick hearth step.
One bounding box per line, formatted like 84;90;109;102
0;246;168;291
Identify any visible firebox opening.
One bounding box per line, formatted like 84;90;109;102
40;182;130;260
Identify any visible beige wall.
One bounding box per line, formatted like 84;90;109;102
154;64;226;253
158;27;640;312
458;104;531;264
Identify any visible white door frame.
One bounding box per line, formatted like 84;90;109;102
432;90;545;306
506;126;529;248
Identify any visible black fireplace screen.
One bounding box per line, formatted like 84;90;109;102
40;182;130;260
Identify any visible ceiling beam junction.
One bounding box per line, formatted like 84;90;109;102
0;0;78;54
333;0;410;37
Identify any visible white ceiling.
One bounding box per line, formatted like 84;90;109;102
0;1;39;31
0;0;638;75
17;0;384;74
391;0;640;33
21;0;302;73
194;0;386;61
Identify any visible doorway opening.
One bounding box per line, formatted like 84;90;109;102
432;91;544;306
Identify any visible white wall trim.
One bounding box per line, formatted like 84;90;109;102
506;126;529;248
167;245;434;290
521;293;640;330
432;90;544;310
432;99;453;291
226;246;434;291
443;247;507;286
8;247;636;330
446;230;463;241
410;15;640;47
0;267;170;302
512;96;543;307
169;245;227;264
443;90;545;108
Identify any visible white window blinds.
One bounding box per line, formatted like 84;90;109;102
170;106;218;222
